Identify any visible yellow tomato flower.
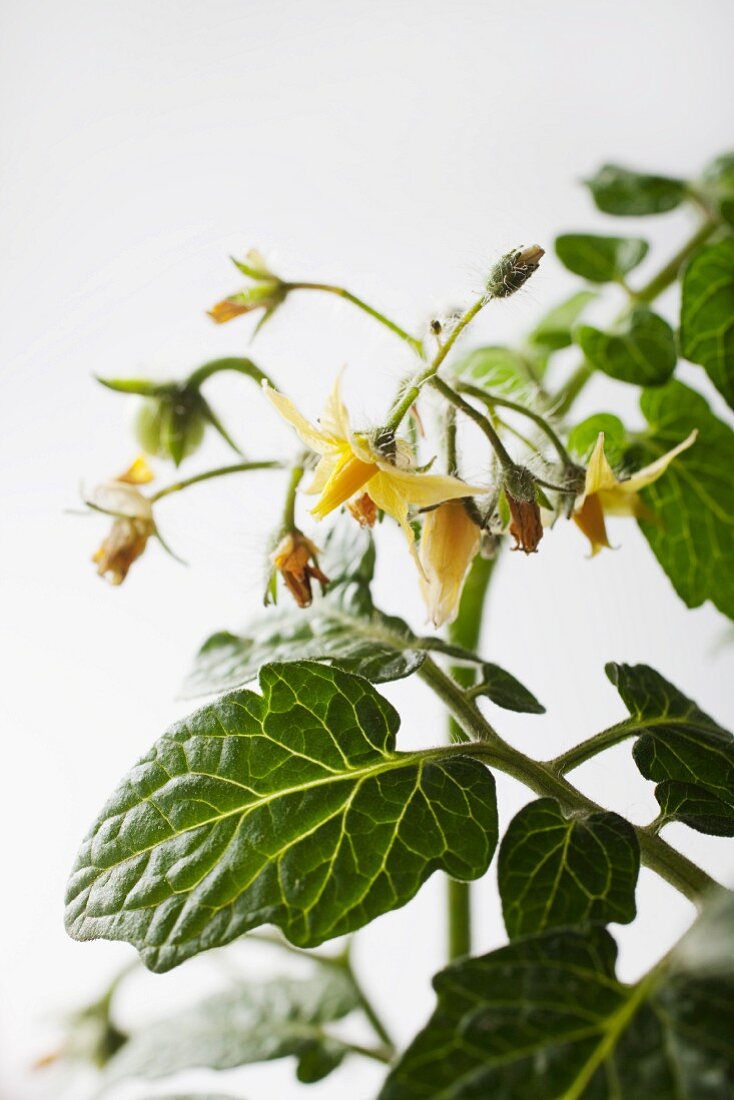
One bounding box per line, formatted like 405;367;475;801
574;430;698;555
263;378;487;572
419;501;481;627
88;457;156;585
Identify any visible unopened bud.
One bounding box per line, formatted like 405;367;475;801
487;245;545;299
502;464;544;554
134;386;207;466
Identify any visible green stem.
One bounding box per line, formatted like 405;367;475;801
383;294;489;432
418;657;718;904
553;216;719;416
186;356;277;390
281;463;306;531
285;282;425;358
431;376;514;468
445;555;497;961
459;382;572;467
343;1039;395;1066
150;460;282;502
550;720;636;774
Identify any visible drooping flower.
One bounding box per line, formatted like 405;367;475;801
263;378;487;572
208;249;287;328
88;457;156;585
271;530;329;608
573;430;698;555
419;501;481;627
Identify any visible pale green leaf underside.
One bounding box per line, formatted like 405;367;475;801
607;662;734;836
680;238;734;409
528;290;597;351
634;380;734;620
107;970;358;1085
498;798;639;938
382;895;734;1099
65;662;497;972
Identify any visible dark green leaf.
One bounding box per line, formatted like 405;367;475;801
633;380;734;619
680;238;734;408
451;345;540;394
498;798;639;938
577;308;677;386
65;662;497;972
528;290;597;351
381;893;734;1099
468;663;544;714
607;662;734;837
555;233;649;283
568;413;627;463
584;163;688;216
107;971;358;1085
701;152;734;227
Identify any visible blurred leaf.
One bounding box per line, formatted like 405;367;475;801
584;163;688;216
568;413;627;463
452;345;540;393
680;238;734;408
96;376;168;396
498;798;639;938
66;662;498;972
555;233;649;283
108;971;359;1086
381;892;734;1099
607;662;734;837
701;152;734;227
528;290;597;351
633;380;734;619
577;308;676;386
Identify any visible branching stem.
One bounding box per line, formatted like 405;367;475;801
285;281;425;358
150;461;282;502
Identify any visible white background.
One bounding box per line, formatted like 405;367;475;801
2;1;733;1097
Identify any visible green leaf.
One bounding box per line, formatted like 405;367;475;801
107;970;358;1086
381;892;734;1099
65;662;497;972
584;163;688;216
528;290;597;351
452;345;540;393
680;238;734;408
701;152;734;227
633;380;734;619
607;662;734;837
568;413;627;463
183;530;426;695
498;798;639;938
468;663;545;714
577;308;677;386
96;376;169;397
555;233;649;283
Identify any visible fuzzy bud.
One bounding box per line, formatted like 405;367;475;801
487;245;545;299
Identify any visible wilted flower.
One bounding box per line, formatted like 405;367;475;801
88;458;156;585
263;377;487;573
574;430;698;555
419;501;481;627
503;464;544;554
347;492;378;528
208;249;287;328
271;530;329;608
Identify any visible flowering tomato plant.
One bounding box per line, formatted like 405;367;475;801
56;155;734;1099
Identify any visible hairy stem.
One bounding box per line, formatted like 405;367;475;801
150;461;282;502
285;281;425;358
281;463;306;531
431;376;514;468
550;720;637;773
383;294;489;432
419;657;719;904
458;382;573;467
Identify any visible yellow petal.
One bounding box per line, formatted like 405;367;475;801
583;433;619;497
117;455;154;485
262;384;333;455
319;372;352;440
573;493;613;556
376;465;487;508
368;470;425;577
618;430;698;493
310;452;378;519
419;501;481;627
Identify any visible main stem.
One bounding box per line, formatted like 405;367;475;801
419;657;718;904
